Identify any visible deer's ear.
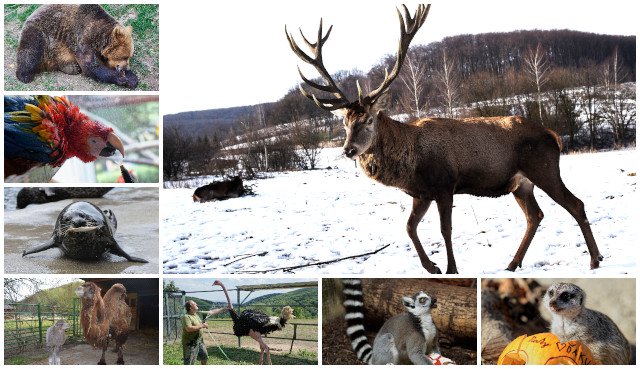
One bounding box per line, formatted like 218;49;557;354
371;91;391;115
331;108;348;118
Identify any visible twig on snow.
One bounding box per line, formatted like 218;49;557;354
223;251;268;266
232;244;391;274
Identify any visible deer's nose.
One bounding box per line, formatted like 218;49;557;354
343;147;358;158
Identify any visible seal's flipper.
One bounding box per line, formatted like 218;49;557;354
23;238;59;257
109;242;148;263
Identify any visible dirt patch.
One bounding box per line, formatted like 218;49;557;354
7;329;158;365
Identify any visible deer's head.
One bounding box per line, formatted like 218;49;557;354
286;4;430;159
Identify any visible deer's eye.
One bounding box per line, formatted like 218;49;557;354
366;117;373;125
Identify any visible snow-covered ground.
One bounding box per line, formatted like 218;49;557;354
162;148;636;275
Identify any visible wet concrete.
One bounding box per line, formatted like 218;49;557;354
4;188;159;274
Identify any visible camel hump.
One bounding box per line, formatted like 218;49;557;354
104;283;127;300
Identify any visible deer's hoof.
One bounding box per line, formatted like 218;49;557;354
590;259;600;269
446;267;459;274
506;263;518;272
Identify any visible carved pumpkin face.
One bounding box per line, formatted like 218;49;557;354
497;333;599;365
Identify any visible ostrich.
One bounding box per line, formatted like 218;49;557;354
213;280;295;365
46;319;69;365
75;282;132;365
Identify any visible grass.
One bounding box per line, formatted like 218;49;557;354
163;343;318;365
164;318;318;365
3;4;159;91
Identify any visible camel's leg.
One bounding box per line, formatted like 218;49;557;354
98;345;107;365
249;330;271;365
54;346;61;365
116;341;125;365
406;197;442;274
507;177;544;271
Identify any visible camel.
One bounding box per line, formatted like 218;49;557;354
75;282;131;365
46;319;69;365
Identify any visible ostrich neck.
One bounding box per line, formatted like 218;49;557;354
358;116;415;188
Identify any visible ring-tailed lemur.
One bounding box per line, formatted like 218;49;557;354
342;279;440;365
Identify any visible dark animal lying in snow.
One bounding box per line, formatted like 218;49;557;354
192;176;244;202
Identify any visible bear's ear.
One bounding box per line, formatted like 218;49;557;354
112;25;131;40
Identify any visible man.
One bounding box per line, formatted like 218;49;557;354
182;284;229;365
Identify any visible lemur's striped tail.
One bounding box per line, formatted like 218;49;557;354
342;279;372;364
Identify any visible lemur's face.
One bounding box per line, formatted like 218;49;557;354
402;291;437;315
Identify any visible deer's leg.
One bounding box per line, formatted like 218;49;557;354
435;194;458;274
508;177;544;271
407;197;441;274
526;163;602;269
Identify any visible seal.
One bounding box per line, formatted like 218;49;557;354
17;187;113;209
22;201;148;263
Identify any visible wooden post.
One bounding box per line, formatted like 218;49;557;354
289;323;298;354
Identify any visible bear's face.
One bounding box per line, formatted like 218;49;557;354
102;25;134;72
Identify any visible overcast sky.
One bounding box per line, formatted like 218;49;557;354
165;278;317;304
161;1;636;114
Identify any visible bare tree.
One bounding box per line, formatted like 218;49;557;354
435;49;460;118
399;52;429;117
523;42;550;124
5;278;41;302
601;47;635;146
292;118;324;169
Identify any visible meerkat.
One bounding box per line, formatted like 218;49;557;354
342;279;440;365
543;282;632;365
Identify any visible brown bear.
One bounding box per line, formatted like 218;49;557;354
16;4;138;88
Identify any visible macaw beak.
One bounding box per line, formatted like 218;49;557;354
100;132;125;158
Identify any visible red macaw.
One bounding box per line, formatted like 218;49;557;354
5;95;125;180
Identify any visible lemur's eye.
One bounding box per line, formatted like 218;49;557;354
418;297;427;304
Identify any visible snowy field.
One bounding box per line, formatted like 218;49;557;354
162;148;636;275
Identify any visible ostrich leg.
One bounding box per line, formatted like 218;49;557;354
250;330;271;365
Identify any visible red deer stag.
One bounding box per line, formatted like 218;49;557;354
285;4;602;273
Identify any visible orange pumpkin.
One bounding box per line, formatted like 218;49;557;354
497;333;600;365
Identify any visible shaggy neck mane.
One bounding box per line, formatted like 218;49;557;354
80;294;109;346
359;113;416;188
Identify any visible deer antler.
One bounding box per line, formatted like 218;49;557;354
285;20;351;111
363;4;430;105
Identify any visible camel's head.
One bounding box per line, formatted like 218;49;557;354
281;306;295;320
75;282;100;300
54;319;70;331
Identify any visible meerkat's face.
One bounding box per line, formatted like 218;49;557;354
403;291;437;316
544;282;585;318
